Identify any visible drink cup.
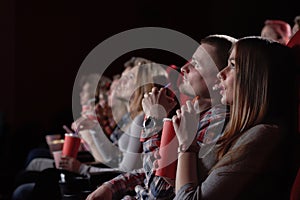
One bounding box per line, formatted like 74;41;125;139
53;150;62;168
62;133;81;158
155;118;179;180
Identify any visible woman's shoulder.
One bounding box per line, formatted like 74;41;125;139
248;124;279;133
237;124;281;145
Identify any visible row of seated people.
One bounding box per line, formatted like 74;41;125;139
12;30;300;200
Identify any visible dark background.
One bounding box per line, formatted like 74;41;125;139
0;0;298;198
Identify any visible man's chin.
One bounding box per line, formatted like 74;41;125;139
181;90;195;97
179;85;195;97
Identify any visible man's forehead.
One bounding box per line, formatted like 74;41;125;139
193;44;213;57
192;44;217;70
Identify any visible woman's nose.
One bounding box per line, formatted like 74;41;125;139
217;69;227;80
217;72;223;80
217;66;228;80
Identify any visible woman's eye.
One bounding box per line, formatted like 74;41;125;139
230;62;235;69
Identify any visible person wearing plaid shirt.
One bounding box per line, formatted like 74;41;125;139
86;34;236;200
99;104;229;200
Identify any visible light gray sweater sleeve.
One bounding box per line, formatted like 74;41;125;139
175;124;281;200
90;113;143;171
89;126;122;168
118;113;143;172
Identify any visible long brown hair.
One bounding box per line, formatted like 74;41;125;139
217;37;298;161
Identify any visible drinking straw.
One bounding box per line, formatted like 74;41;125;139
63;125;74;133
164;82;171;88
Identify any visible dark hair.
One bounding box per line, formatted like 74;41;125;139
201;34;237;71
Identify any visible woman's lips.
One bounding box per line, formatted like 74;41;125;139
213;83;225;95
220;89;225;95
212;83;224;91
219;85;225;95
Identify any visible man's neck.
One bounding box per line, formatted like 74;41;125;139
197;97;212;113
